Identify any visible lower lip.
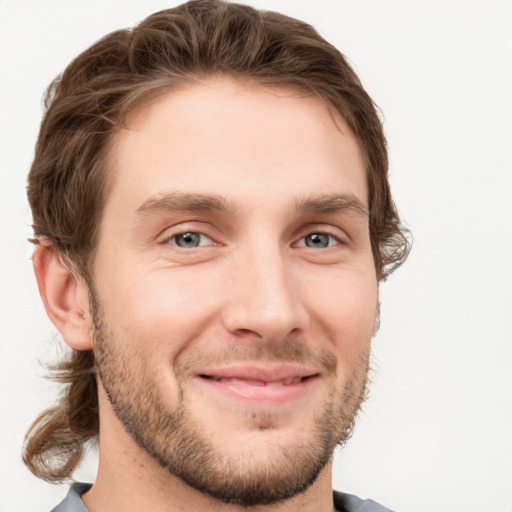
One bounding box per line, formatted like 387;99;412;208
197;376;316;405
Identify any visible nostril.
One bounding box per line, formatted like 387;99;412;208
233;328;265;339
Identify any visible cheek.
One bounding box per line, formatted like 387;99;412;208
96;267;222;355
306;269;378;351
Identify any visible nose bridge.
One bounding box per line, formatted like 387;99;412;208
223;236;306;340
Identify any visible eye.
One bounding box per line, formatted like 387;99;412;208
300;232;340;249
168;232;213;249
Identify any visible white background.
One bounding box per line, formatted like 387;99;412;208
1;1;511;511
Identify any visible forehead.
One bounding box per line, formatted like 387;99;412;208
106;77;367;215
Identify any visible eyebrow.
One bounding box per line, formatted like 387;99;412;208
135;192;237;217
294;194;369;219
135;191;368;220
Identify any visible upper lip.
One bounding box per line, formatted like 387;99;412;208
196;364;319;383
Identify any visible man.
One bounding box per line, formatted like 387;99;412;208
24;1;409;511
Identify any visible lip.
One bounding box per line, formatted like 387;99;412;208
195;364;319;404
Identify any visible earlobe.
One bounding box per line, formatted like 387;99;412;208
33;243;93;350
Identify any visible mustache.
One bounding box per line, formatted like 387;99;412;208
174;338;338;376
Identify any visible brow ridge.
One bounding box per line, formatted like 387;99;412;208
135;191;368;220
294;194;369;218
135;192;237;216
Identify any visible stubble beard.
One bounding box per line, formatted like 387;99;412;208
90;292;371;507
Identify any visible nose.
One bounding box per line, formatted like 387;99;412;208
221;244;309;343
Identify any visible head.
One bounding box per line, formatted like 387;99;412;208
25;0;409;503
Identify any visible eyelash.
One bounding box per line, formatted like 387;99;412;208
165;231;215;249
163;230;343;250
295;232;342;249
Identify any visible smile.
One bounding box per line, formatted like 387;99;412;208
195;365;319;403
200;375;309;386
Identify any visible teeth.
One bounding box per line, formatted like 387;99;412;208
218;378;265;386
284;377;302;385
213;376;304;386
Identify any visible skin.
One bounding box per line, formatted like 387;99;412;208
34;77;378;512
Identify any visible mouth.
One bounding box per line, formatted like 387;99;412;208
199;375;312;386
195;365;319;403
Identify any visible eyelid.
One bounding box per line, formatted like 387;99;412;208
165;231;215;248
294;233;342;248
155;221;219;246
292;224;348;247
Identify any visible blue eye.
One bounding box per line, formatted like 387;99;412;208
170;232;211;249
303;233;338;248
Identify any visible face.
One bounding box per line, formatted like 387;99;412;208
88;78;378;505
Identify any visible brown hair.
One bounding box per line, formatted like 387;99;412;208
24;0;410;482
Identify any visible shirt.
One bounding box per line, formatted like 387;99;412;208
51;482;395;512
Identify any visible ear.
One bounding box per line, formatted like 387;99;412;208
33;243;93;350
